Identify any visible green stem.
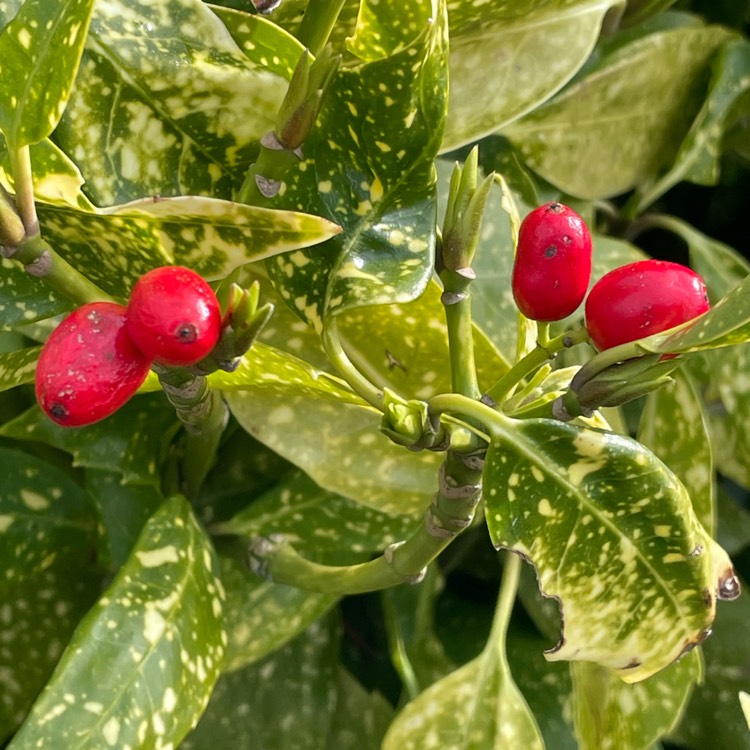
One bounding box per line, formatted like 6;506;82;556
7;234;115;305
157;367;229;498
440;269;481;400
490;551;522;644
485;326;590;404
235;135;300;206
322;317;384;410
249;447;484;594
296;0;346;56
9;145;39;236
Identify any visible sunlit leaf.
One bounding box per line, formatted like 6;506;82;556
503;23;733;198
442;0;620;149
7;496;226;750
483;417;734;682
0;0;95;148
220;343;440;515
265;0;448;330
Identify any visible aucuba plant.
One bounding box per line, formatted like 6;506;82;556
1;1;750;749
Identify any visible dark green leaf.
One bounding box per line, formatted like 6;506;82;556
0;258;70;331
484;417;732;682
503;24;734;198
0;0;95;147
8;496;226;750
0;446;96;585
219;555;337;671
716;483;750;557
265;0;448;329
0;395;180;487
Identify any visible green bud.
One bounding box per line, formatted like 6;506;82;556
379;389;445;450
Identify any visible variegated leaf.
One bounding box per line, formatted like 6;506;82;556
442;0;620;150
264;0;447;331
7;496;226;750
483;418;735;682
0;395;180;487
503;23;733;198
219;343;440;515
0;346;41;392
0;0;95;148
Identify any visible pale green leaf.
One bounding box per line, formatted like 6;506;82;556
382;615;544;750
0;565;101;742
265;0;447;329
217;471;419;555
7;496;226;750
219;555;336;672
0;0;95;147
37;196;341;298
634;39;750;210
442;0;620;150
503;24;734;198
571;654;701;750
219;343;440;515
0;395;180;487
0;446;96;586
484;418;734;682
741;692;750;732
638;370;715;534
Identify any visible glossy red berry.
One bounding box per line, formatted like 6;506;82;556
35;302;152;427
585;260;710;351
126;266;221;367
512;202;593;322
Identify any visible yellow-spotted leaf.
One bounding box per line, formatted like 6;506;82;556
8;496;226;750
220;343;440;515
483;418;736;683
264;0;448;330
0;346;41;392
0;0;95;148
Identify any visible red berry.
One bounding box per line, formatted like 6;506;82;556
585;260;710;351
35;302;152;427
126;266;221;367
512;202;593;322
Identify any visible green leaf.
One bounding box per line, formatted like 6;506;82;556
0;395;180;487
265;0;448;330
442;0;620;150
571;654;701;750
219;555;336;671
217;471;419;555
621;0;679;28
634;39;750;210
483;418;734;682
182;615;393;750
37;196;341;299
0;446;96;586
8;495;226;750
0;346;41;393
716;483;750;557
382;587;545;750
219;343;440;515
0;565;101;742
669;583;750;750
638;370;715;534
503;24;734;198
0;0;95;147
53;0;287;205
741;691;750;732
84;469;165;570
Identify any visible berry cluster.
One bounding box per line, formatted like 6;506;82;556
513;202;710;349
35;266;221;427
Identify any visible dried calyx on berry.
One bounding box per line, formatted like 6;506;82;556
512;202;593;322
126;266;222;367
35;302;152;427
